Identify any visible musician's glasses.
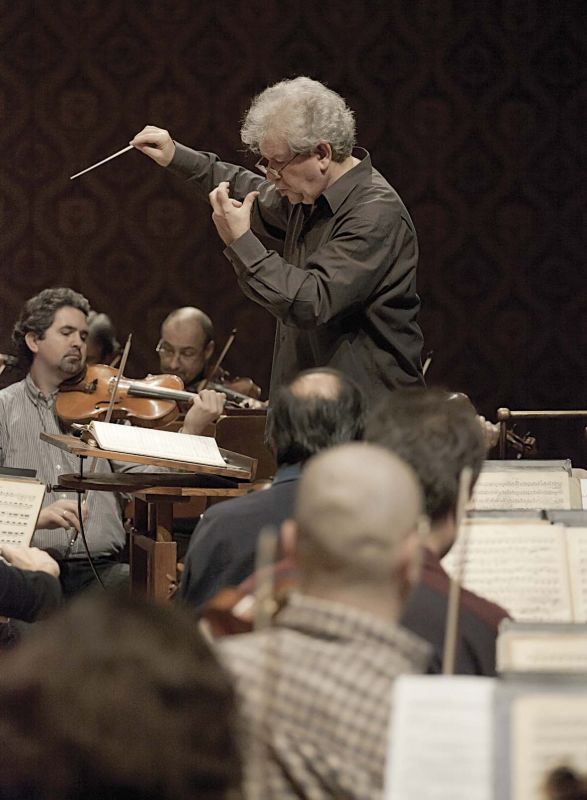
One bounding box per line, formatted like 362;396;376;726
156;340;201;362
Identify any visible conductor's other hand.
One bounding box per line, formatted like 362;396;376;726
182;389;226;435
130;125;175;167
209;181;259;246
0;545;60;578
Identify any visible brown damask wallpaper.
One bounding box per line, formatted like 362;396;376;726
0;0;585;464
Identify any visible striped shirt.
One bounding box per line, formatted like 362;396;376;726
0;375;128;557
219;592;430;800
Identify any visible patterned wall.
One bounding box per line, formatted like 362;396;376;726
0;0;585;464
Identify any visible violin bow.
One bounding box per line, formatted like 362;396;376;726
422;350;433;377
253;525;279;632
200;328;237;389
102;333;133;425
442;465;473;675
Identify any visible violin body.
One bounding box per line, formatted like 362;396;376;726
214;371;262;401
56;365;182;428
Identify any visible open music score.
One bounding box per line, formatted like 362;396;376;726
470;461;582;511
87;420;227;469
385;676;587;800
0;475;45;546
442;523;587;623
386;676;494;800
498;622;587;673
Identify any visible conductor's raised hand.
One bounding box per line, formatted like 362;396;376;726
130;125;176;167
209;181;259;246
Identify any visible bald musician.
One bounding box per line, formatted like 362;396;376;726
219;442;430;800
156;307;215;393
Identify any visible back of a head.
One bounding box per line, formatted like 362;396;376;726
240;76;356;162
366;388;487;523
267;368;366;466
86;311;121;364
295;442;423;588
0;591;240;800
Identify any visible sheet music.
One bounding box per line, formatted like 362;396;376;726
442;523;572;622
385;675;495;800
89;421;226;468
511;694;587;800
470;470;574;510
498;627;587;672
565;528;587;623
0;477;45;546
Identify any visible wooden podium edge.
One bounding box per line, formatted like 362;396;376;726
40;432;256;481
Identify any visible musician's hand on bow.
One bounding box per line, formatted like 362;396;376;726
0;544;60;578
130;125;175;167
36;499;86;534
182;388;226;435
209;181;259;246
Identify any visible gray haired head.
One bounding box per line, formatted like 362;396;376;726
241;76;356;163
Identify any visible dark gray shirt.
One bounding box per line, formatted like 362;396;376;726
170;144;424;407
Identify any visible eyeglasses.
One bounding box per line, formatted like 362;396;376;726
156;339;201;362
255;152;301;180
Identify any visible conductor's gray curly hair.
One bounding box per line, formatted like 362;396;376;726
240;76;356;163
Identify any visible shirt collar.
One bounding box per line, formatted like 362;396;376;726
277;591;431;668
321;147;372;215
24;373;58;406
271;462;302;486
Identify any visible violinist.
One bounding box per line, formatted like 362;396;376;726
0;288;225;597
156;306;263;405
156;306;215;393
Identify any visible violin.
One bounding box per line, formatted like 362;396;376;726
198;558;297;638
191;327;266;410
448;393;537;458
56;364;266;428
56;364;184;427
198;373;267;410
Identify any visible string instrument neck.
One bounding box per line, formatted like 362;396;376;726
120;379;193;404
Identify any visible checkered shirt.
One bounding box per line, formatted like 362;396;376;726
219;592;430;800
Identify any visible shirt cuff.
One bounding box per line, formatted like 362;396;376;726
223;229;268;277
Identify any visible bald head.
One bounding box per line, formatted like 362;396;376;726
295;442;423;589
289;370;344;401
158;307;215;387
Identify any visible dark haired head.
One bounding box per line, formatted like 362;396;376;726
86;311;121;365
0;592;241;800
366;387;487;523
544;767;587;800
12;288;91;366
267;368;366;466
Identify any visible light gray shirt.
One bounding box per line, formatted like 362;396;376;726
0;376;128;557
